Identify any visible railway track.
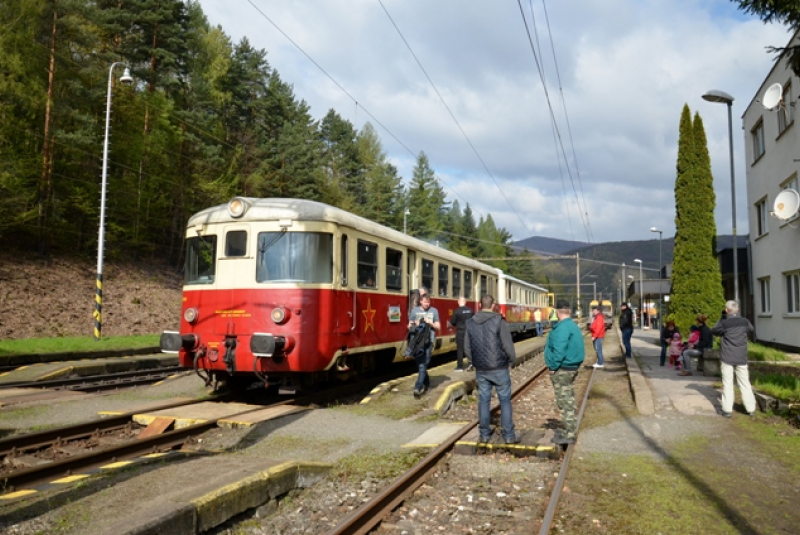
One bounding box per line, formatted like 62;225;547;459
0;361;440;496
0;366;185;393
325;359;597;535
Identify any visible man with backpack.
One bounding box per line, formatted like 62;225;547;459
407;294;440;397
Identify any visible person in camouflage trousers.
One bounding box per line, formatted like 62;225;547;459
544;299;585;445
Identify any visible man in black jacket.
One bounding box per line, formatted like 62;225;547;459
619;303;634;358
465;295;518;444
448;296;474;371
711;300;756;417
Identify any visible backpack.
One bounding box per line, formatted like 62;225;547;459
403;323;432;358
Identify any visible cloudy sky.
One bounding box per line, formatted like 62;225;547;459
198;0;790;245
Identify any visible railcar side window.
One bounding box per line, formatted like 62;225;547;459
185;236;217;285
386;248;403;291
464;271;472;299
438;264;449;296
452;268;462;298
480;275;488;298
422;259;434;292
256;232;333;283
225;230;247;257
357;240;378;288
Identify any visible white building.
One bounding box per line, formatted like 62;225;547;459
742;30;800;351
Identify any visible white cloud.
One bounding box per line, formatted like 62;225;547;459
201;0;789;243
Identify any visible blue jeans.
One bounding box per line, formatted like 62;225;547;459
535;322;543;337
414;348;431;392
476;368;515;441
621;328;633;357
594;338;604;365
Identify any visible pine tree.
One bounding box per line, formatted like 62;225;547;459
669;105;725;333
406;152;446;239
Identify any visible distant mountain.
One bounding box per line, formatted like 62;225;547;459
512;236;590;256
512;234;740;305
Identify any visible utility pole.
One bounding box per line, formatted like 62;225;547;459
575;252;581;317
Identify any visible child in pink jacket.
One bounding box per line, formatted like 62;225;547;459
668;332;684;368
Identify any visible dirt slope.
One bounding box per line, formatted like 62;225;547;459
0;252;183;339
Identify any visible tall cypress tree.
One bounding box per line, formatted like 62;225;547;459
670;105;725;333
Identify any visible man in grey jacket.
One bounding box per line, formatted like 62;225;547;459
711;300;756;417
465;294;518;444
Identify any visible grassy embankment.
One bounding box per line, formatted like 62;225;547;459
0;335;160;356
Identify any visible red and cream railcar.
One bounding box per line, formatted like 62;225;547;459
497;273;551;336
160;198;549;391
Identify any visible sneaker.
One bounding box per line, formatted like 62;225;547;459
478;435;491;443
504;433;521;444
720;411;732;418
677;370;693;376
592;363;604;368
413;389;421;398
454;368;465;372
551;432;576;445
747;412;756;417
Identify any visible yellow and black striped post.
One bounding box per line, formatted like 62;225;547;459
94;274;102;340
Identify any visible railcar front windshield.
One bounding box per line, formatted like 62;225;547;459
185;235;217;285
256;231;333;283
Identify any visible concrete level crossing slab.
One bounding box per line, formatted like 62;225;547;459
454;427;559;459
402;422;468;448
133;401;262;428
218;405;308;428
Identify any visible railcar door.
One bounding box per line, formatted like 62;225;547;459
336;233;355;335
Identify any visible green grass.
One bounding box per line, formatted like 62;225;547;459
332;448;425;481
748;342;789;362
0;334;160;356
751;371;800;401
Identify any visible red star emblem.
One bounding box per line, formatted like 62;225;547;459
362;298;376;333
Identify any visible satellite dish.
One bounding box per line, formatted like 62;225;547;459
773;189;800;220
762;82;783;110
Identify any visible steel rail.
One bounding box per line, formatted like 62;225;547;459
538;366;597;535
326;365;550;535
0;366;184;390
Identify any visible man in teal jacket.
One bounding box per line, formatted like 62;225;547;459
545;299;585;445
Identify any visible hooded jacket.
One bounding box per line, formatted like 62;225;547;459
545;317;585;370
618;307;634;330
464;310;516;370
711;314;753;366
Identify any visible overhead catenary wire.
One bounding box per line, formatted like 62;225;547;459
245;0;481;219
377;0;532;237
516;0;593;243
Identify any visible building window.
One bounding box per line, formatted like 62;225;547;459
751;120;765;160
759;277;771;314
783;175;799;194
756;198;768;236
778;82;794;134
787;271;800;314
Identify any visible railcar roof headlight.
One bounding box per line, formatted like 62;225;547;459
227;197;247;218
184;307;199;324
271;307;290;324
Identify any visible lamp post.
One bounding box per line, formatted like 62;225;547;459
95;62;133;341
634;258;643;329
702;89;739;304
650;227;663;328
403;209;410;235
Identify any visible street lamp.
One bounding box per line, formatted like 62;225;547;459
403;209;410;235
634;258;644;329
702;89;739;303
95;62;133;340
650;227;663;328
